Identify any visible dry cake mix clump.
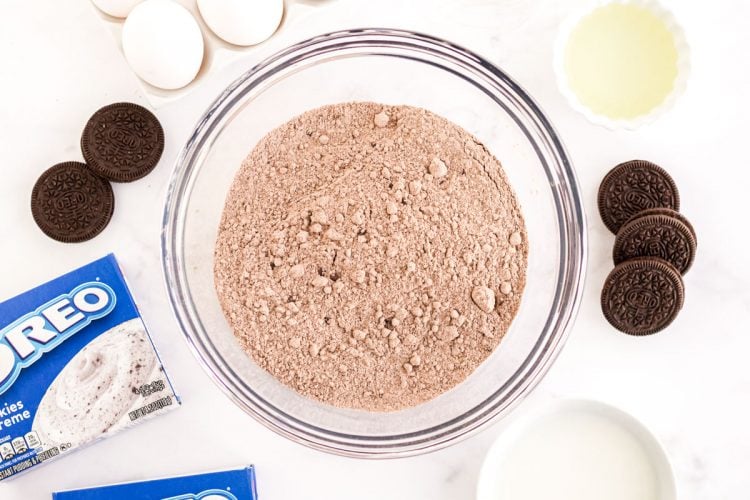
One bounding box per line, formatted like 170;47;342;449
214;102;527;411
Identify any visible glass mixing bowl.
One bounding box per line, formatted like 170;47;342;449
162;28;587;458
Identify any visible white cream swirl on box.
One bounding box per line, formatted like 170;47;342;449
33;318;168;450
0;254;179;481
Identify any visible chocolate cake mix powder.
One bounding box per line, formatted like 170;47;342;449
214;102;527;411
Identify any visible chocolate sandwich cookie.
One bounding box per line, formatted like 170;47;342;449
598;160;680;233
623;207;696;241
31;162;115;243
613;213;697;274
601;257;684;336
81;102;164;182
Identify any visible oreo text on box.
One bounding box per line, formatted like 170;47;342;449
0;254;180;481
53;466;258;500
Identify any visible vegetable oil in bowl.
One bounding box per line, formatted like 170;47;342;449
558;1;688;127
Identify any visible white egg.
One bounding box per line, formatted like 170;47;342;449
197;0;284;47
122;0;204;90
91;0;143;18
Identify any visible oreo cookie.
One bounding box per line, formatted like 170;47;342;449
81;102;164;182
31;162;115;243
601;257;684;336
623;207;696;241
614;213;697;274
598;160;680;233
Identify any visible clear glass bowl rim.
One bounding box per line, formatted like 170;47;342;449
161;28;588;458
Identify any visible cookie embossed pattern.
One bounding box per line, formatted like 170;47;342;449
81;102;165;182
613;213;696;273
30;162;115;243
601;257;684;336
598;160;680;234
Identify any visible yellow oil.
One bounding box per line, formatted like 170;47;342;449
564;3;678;120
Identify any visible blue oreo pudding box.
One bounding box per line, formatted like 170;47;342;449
0;254;180;481
52;467;258;500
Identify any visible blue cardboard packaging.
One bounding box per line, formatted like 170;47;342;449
52;466;258;500
0;254;180;481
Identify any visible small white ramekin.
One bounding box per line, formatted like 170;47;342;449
553;0;691;130
476;398;676;500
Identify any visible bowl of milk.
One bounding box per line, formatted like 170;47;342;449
476;399;676;500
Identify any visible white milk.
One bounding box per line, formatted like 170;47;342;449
489;406;669;500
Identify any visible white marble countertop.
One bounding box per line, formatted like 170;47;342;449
1;0;749;498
